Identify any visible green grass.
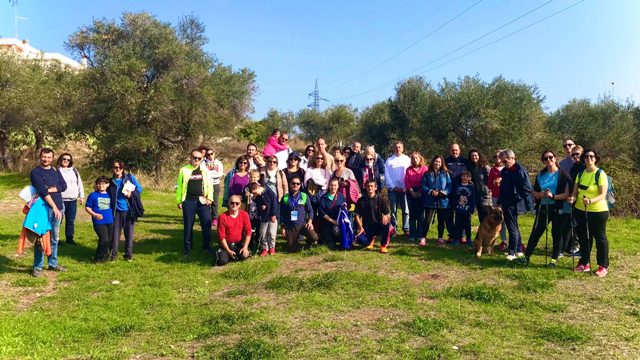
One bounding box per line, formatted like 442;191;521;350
1;171;640;359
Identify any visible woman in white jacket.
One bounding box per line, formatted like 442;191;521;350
57;153;85;245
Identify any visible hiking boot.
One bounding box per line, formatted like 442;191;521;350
365;242;375;250
547;259;557;268
574;263;591;273
32;268;43;277
595;266;608;278
47;265;67;272
379;246;389;254
260;249;268;257
419;238;426;246
437;238;445;245
268;248;276;255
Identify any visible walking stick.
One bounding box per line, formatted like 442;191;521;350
583;196;591;272
544;203;549;266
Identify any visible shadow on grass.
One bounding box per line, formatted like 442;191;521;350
140;226;217;266
0;254;31;275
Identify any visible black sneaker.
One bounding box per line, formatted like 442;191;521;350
47;265;67;272
515;257;529;265
32;268;43;277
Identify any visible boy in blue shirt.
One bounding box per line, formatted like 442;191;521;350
85;176;114;263
452;171;476;247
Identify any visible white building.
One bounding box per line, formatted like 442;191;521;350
0;37;86;70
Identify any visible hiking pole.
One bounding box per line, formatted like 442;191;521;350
583;196;591;273
570;211;575;270
544;203;549;266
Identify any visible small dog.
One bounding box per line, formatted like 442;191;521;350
473;207;504;257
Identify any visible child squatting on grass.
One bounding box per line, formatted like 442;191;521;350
85;176;114;263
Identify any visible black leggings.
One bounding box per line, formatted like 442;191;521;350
524;206;569;260
574;209;609;268
423;208;452;238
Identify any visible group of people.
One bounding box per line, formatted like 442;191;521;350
23;148;143;277
21;133;611;278
179;131;610;277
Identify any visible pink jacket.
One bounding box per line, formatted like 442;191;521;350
404;165;428;191
263;135;288;156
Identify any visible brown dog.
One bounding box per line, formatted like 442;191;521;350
473;207;503;257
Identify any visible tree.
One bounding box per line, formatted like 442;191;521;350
296;105;358;147
66;12;256;172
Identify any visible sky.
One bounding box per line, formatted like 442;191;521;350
1;0;639;119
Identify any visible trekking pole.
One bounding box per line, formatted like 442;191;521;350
570;211;575;270
583;196;591;273
544;203;549;266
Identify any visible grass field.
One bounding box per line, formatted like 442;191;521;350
1;172;639;359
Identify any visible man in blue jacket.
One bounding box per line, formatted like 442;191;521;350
30;148;67;277
496;149;533;260
444;143;469;240
280;175;318;252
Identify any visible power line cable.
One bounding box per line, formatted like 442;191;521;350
337;0;455;73
328;0;484;90
337;0;576;101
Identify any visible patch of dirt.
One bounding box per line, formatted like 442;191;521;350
15;272;62;312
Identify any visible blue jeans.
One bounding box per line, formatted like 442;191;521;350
63;200;78;242
33;206;61;269
388;190;409;232
406;194;424;239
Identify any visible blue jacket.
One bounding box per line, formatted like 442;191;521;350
255;186;280;222
318;192;346;221
280;191;314;228
108;173;143;218
444;156;469;183
421;170;452;209
23;197;52;236
497;162;533;210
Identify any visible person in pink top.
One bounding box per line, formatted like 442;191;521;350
488;149;507;249
263;129;289;156
404;151;429;244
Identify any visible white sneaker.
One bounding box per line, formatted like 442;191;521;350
506;254;517;261
419;238;426;246
516;252;525;258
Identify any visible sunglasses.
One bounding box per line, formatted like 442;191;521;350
365;158;374;161
290;182;301;186
192;157;202;161
61;158;71;161
563;143;575;148
571;153;581;157
315;157;324;160
282;138;289;142
112;166;122;170
542;156;554;162
307;149;315;152
336;160;345;163
289;158;299;161
268;160;278;163
229;201;241;206
585;154;596;159
207;152;214;156
239;162;248;165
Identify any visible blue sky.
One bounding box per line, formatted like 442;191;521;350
1;0;638;119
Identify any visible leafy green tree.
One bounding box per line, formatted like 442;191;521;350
296;105;358;147
66;12;256;172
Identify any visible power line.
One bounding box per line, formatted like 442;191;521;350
336;0;575;101
329;0;484;90
336;0;455;75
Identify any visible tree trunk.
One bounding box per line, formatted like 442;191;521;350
0;128;11;170
33;129;45;159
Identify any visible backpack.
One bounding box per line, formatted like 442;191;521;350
578;169;615;209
